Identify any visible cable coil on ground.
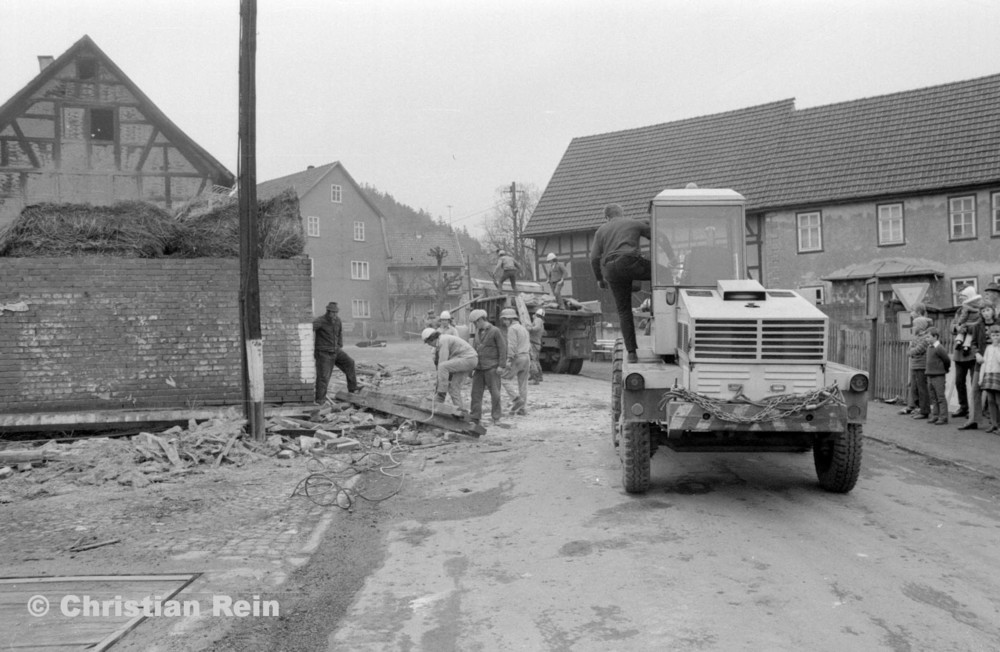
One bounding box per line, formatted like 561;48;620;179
292;435;408;510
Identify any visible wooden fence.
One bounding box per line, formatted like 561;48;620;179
831;317;953;403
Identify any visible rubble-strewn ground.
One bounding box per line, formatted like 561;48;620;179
0;337;531;650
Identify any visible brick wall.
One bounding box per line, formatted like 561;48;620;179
0;258;315;413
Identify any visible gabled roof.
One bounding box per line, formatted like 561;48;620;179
762;74;1000;208
525;100;793;236
384;222;464;269
257;161;391;257
525;73;1000;237
0;35;233;186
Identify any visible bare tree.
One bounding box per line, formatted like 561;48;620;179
427;246;463;312
482;182;539;275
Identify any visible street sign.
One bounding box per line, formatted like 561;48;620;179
891;282;929;312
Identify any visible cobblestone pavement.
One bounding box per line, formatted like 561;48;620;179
0;454;356;650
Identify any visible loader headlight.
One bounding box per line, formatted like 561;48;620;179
625;373;645;391
849;373;869;392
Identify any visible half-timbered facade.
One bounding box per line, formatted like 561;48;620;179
0;35;233;230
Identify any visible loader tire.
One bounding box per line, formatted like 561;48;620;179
620;420;651;494
568;358;584;374
814;423;863;493
611;340;623;447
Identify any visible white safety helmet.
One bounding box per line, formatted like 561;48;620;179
439;310;451;321
469;309;488;323
535;308;545;317
546;252;557;261
421;327;438;342
500;308;518;320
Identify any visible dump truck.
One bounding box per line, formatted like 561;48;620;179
612;186;869;494
468;279;600;374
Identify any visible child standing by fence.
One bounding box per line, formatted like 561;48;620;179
979;325;1000;434
925;327;951;425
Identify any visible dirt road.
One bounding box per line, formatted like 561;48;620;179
6;338;1000;650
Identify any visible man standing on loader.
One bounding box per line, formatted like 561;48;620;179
590;203;666;364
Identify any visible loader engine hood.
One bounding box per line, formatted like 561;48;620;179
678;280;827;363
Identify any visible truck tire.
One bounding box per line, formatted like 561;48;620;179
555;354;572;374
620;421;651;494
568;358;584;374
814;423;863;493
611;340;623;447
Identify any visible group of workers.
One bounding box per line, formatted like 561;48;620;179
312;201;652;427
420;306;546;429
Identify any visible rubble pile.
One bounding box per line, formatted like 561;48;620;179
0;365;482;503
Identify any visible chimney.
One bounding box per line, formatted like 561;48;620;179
38;55;54;72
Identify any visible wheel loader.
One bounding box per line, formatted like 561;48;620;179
612;187;868;494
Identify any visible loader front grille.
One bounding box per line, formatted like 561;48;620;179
692;319;826;362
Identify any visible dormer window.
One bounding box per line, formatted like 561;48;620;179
78;57;98;80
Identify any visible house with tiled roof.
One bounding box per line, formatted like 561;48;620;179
0;35;233;230
525;73;1000;319
258;162;391;332
383;222;465;327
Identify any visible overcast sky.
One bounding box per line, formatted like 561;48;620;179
3;0;999;236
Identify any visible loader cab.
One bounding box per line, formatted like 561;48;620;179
647;186;747;357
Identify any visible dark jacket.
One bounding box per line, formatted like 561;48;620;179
590;218;652;284
971;317;998;361
907;332;931;370
313;313;343;353
473;322;507;370
926;341;951;376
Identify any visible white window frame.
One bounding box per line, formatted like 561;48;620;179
949;195;976;240
796;212;822;253
352;299;371;318
951;277;977;306
306;215;320;237
331;184;342;203
991;192;1000;237
798;285;825;306
876;203;904;246
351;260;370;280
354;221;366;241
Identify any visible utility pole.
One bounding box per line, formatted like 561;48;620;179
238;0;264;440
506;181;522;265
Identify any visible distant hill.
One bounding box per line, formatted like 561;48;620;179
362;184;490;276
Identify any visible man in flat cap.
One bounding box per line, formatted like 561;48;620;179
313;301;358;403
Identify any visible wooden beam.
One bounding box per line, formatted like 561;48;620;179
335;391;484;437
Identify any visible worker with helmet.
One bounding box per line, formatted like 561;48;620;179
499;307;531;415
468;308;507;427
493;249;521;293
421;327;477;409
544;252;568;309
437;310;458;336
527;307;546;384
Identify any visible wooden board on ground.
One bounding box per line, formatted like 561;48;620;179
334;391;484;437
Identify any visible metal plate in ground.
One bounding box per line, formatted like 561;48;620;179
0;573;199;650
